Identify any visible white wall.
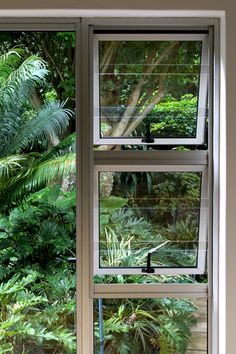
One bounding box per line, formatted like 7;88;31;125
0;1;234;353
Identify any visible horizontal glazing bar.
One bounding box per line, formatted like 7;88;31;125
94;284;208;298
94;151;208;165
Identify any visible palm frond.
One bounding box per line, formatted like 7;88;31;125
28;152;76;190
0;54;48;110
40;133;76;162
1;153;75;207
0;155;26;181
0;111;21;155
0;48;24;79
5;102;73;155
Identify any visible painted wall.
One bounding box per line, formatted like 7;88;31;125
0;1;234;353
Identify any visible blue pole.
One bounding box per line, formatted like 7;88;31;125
98;298;104;354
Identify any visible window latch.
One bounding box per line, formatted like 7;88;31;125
142;122;154;143
142;252;155;273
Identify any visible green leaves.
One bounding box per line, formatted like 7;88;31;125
0;191;76;352
149;94;198;138
100;196;128;213
0;44;77;354
0;48;75;208
8;101;73;155
94;297;198;354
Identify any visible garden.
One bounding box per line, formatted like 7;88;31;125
0;31;207;353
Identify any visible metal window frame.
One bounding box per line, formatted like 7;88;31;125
94;283;208;298
89;18;217;354
0;16;220;354
93;162;208;275
93;32;208;145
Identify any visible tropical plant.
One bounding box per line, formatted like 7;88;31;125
98;40;202;148
94;297;198;354
0;48;75;209
0;269;76;353
0;186;76;353
0;36;206;354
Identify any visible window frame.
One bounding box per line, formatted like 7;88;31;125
93;32;209;145
93;162;208;275
0;16;220;354
87;19;217;354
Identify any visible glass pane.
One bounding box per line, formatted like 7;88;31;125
95;35;208;144
94;297;207;354
0;31;76;353
97;171;207;271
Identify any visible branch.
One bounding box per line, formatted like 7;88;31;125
112;42;179;138
41;40;64;82
123;82;165;137
100;42;121;74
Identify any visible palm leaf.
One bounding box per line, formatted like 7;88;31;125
27;152;76;190
1;153;75;208
40;133;76;162
0;48;24;79
0;155;26;181
5;102;73;155
0;55;48;110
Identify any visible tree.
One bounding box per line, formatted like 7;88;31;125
98;39;202;147
0;48;75;209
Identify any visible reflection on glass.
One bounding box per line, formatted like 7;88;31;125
99;171;204;269
94;298;207;354
97;39;207;141
0;31;76;353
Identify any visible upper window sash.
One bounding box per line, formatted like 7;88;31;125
93;33;209;146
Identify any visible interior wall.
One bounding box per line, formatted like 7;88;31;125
0;1;234;353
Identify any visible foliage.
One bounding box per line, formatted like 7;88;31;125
99;40;202;145
147;94;198;138
0;31;76;108
0;42;76;352
99;170;201;268
94;298;197;354
0;187;76;353
0;34;205;354
0;48;75;209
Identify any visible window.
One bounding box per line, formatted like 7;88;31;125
0;17;219;354
94;165;208;275
88;21;213;354
93;33;208;145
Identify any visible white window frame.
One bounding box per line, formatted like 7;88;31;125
94;162;208;275
93;33;208;145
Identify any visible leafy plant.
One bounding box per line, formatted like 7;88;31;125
94;298;198;354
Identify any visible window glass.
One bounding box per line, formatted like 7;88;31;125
95;169;207;274
94;33;208;146
94;297;208;354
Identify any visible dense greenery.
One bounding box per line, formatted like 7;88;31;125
0;33;206;353
99;40;202;143
94;298;197;354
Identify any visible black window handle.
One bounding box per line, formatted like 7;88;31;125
142;122;154;143
142;252;155;273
